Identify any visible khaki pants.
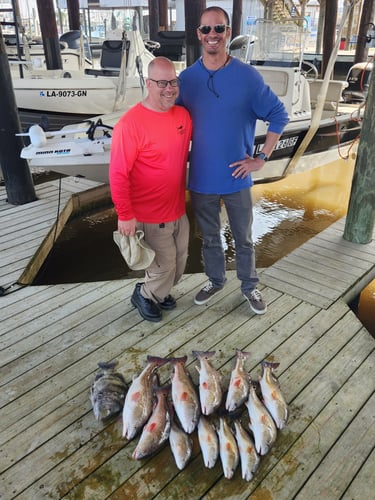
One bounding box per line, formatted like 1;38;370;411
138;214;189;303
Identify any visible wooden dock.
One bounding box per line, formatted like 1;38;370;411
0;178;374;499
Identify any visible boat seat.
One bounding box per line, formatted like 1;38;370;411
309;79;349;112
256;68;288;97
100;39;130;70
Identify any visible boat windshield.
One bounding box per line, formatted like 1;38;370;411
246;19;307;68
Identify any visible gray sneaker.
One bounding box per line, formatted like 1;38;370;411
243;289;267;315
194;281;223;305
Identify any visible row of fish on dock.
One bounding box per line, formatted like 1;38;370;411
89;349;289;481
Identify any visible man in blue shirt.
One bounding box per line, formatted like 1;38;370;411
178;6;289;314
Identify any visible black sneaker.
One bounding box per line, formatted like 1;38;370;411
131;284;162;322
194;281;223;305
158;295;176;310
243;289;267;315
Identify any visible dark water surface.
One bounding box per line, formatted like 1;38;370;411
32;159;375;336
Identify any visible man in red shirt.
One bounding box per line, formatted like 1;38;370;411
110;57;192;322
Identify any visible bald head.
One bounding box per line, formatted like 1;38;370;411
148;56;177;80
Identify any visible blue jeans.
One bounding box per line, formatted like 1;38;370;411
191;189;258;293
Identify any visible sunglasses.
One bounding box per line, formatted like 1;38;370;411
148;78;179;88
198;24;229;35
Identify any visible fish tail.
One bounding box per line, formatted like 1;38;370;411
236;349;251;360
146;355;170;367
169;355;188;365
261;360;280;370
154;383;171;397
192;350;216;359
97;360;119;370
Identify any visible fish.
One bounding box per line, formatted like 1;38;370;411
225;350;251;412
259;360;289;430
169;355;200;434
197;415;219;469
132;383;171;460
245;381;277;455
122;355;168;440
90;360;128;421
233;420;260;481
217;416;239;479
169;413;193;470
192;350;223;415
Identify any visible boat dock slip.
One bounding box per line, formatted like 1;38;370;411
0;179;374;499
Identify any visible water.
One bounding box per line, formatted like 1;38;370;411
32;158;375;336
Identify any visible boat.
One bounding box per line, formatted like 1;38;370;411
19;19;365;184
6;30;94;75
11;29;154;130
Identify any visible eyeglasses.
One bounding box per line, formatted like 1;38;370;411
198;24;229;35
148;78;179;88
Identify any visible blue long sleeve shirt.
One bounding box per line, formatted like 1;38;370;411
178;57;289;194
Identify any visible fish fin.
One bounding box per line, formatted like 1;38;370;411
97;360;118;371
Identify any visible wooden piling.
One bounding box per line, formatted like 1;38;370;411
36;0;62;70
184;0;204;66
0;25;36;205
343;68;375;244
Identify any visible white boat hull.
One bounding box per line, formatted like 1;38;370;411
11;31;153;129
19;21;364;185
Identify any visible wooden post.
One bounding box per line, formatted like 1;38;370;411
36;0;62;69
0;26;36;205
322;0;337;77
316;0;325;54
184;0;205;66
148;0;159;40
354;0;375;65
159;0;168;30
67;0;81;32
231;0;242;40
343;69;375;244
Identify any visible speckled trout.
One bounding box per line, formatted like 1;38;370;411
169;415;193;470
225;350;251;412
217;417;239;479
132;384;171;459
245;381;277;455
233;420;260;481
197;415;219;468
259;361;289;430
192;350;223;415
170;356;200;433
122;355;167;440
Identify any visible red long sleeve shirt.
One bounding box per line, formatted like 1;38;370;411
109;103;192;223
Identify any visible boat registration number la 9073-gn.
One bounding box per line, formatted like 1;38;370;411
39;90;88;98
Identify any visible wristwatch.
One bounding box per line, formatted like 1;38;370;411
257;151;269;162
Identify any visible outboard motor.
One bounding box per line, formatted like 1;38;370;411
342;61;373;103
60;30;92;63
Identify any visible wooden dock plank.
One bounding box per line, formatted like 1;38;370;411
202;327;375;499
1;180;374;500
295;391;375;498
341;448;375;499
262;217;375;309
